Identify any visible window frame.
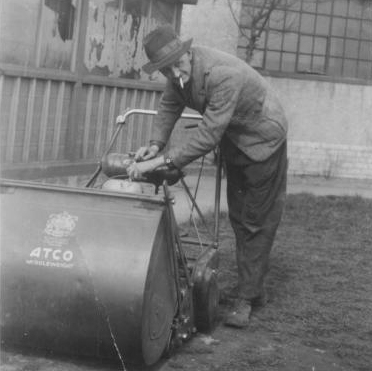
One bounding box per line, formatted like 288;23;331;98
239;0;372;83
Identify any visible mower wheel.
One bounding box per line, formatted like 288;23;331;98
193;267;219;333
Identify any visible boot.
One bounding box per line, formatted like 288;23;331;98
224;299;252;328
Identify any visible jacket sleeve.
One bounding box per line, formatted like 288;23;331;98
165;66;243;168
151;80;185;150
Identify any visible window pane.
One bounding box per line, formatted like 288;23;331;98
348;1;362;18
257;30;267;49
285;11;300;31
238;30;266;49
357;61;372;79
297;54;312;72
0;0;40;66
269;10;286;30
361;22;372;41
286;0;301;11
333;0;349;17
359;41;372;60
267;32;283;51
344;39;359;59
343;59;358;78
281;52;296;72
265;51;281;70
347;19;361;38
362;5;372;20
283;33;299;52
317;0;332;15
300;14;315;33
312;56;326;73
313;37;327;55
39;0;77;70
330;38;345;57
328;57;343;76
240;6;254;28
332;18;347;36
302;1;316;13
315;15;330;35
299;35;313;53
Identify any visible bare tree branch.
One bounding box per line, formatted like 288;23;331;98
228;0;300;63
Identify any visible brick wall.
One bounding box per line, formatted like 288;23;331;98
180;1;372;181
269;77;372;180
289;141;372;180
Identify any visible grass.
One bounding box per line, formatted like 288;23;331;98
1;192;371;371
177;193;372;371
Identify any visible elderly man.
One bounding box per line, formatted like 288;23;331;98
128;24;288;328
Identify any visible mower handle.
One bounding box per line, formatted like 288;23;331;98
86;109;202;187
85;108;222;247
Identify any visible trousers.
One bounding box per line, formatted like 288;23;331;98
223;140;287;300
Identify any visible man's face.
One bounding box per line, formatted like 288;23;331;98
159;51;192;87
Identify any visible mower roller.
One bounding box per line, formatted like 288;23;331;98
0;109;222;367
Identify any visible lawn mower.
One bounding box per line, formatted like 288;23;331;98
0;109;222;367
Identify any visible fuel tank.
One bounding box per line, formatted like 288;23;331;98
0;179;177;366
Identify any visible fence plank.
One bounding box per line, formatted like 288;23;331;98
22;79;37;162
82;85;94;158
52;82;66;160
38;80;51;161
94;86;106;157
6;77;21;162
106;86;117;149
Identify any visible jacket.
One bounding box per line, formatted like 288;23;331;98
151;46;288;168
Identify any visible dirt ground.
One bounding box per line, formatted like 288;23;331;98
1;193;372;371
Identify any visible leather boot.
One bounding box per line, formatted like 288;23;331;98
224;299;252;328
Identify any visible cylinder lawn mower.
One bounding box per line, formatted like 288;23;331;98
0;109;222;368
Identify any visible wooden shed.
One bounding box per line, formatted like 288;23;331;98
0;0;197;179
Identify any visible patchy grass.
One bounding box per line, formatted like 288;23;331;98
166;193;372;371
1;193;371;371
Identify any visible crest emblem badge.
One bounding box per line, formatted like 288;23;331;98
44;211;78;238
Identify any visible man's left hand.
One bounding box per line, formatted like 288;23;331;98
127;156;165;180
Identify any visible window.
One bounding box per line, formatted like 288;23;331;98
0;0;79;70
239;0;372;80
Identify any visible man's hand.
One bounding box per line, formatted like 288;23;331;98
134;145;160;162
127;156;165;180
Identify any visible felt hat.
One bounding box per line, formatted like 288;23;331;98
142;25;193;74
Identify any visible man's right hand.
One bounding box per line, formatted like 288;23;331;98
134;144;160;162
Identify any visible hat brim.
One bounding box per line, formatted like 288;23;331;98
142;38;193;74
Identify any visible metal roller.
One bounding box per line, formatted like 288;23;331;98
0;180;180;365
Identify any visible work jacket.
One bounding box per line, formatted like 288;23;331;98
152;46;288;168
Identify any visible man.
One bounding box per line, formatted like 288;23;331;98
128;24;288;328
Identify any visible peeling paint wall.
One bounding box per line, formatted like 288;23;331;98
84;0;178;80
0;0;185;175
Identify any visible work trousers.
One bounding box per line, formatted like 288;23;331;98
223;141;287;300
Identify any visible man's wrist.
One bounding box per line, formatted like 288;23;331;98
149;144;160;152
149;140;165;151
164;156;176;170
